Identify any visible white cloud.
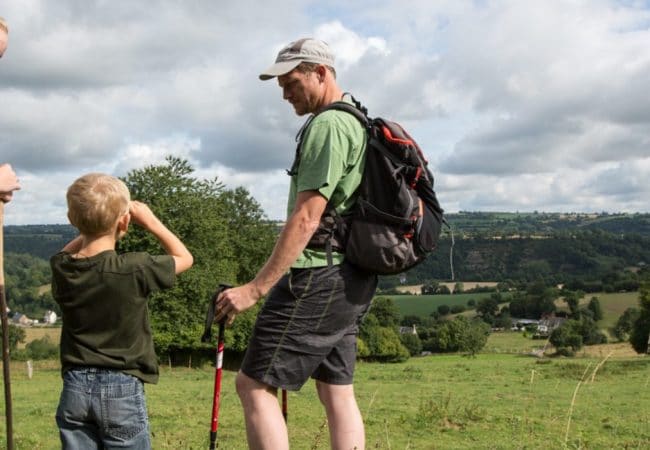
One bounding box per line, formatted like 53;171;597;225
1;0;649;225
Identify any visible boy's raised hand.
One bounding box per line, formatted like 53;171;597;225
129;201;159;230
128;200;194;274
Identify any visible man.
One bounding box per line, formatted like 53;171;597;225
0;18;21;203
0;164;20;203
0;16;8;58
216;38;377;449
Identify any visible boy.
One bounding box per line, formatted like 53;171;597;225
50;173;193;449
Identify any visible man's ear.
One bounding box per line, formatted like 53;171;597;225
316;65;328;82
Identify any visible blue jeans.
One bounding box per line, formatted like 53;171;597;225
56;368;151;450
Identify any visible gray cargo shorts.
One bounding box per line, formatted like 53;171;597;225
240;261;378;391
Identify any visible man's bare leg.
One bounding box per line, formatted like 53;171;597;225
236;371;289;450
316;381;365;450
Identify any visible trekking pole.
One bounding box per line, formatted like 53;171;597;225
201;284;231;450
0;203;15;450
208;320;225;449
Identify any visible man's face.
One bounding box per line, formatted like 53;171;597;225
0;29;7;58
277;68;322;116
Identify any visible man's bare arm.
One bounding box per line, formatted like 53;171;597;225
215;190;327;323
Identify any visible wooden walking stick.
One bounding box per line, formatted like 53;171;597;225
0;203;15;450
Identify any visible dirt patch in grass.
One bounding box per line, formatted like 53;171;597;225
578;342;641;358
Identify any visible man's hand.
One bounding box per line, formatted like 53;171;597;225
215;283;263;325
0;163;20;203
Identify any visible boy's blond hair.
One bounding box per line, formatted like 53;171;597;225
67;173;130;236
0;17;8;33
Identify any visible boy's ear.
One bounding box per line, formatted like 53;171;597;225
117;212;130;232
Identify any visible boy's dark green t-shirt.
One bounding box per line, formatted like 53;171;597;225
50;250;175;384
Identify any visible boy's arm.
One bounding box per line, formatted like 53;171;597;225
129;201;193;274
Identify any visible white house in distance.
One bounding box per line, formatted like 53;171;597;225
43;310;57;325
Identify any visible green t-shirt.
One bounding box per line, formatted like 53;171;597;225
50;250;175;384
288;106;367;268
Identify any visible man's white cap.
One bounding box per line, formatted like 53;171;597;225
259;38;335;80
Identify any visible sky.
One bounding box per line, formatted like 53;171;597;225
1;0;649;225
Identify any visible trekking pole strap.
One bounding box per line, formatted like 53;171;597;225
201;284;232;343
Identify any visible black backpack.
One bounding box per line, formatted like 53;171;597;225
296;96;445;275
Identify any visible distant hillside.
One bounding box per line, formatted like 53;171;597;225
383;213;650;287
6;213;650;284
445;212;650;237
4;224;76;259
397;231;649;286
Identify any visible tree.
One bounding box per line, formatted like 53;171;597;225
360;301;410;362
437;285;451;295
508;282;557;319
450;304;466;314
401;315;422;327
550;316;606;355
363;327;409;362
550;323;583;355
630;282;650;354
219;187;277;282
4;252;57;317
476;297;499;323
587;296;604;321
369;297;400;327
613;307;639;342
399;333;422;356
437;304;450;316
0;324;25;352
118;157;276;357
562;290;581;317
421;281;439;295
493;312;512;330
424;316;489;355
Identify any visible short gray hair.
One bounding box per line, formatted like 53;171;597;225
294;62;337;80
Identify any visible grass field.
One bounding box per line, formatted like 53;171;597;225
4;292;644;448
389;291;640;332
383;293;500;318
582;292;639;330
16;327;61;349
1;349;649;449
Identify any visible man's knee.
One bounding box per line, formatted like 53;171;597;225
235;371;253;398
235;371;275;400
316;380;354;407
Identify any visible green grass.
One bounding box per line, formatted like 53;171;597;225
590;292;639;330
483;331;549;354
391;290;640;334
554;291;640;335
381;292;500;317
2;352;649;449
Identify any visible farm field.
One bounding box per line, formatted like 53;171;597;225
16;327;61;349
387;291;640;330
1;350;649;449
383;292;501;318
581;292;639;330
396;282;499;295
